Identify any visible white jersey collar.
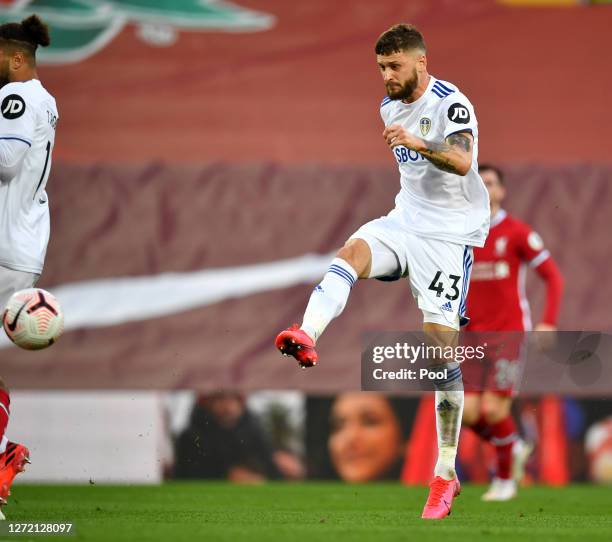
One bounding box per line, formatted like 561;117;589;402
490;208;508;228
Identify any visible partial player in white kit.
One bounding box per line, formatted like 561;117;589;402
0;14;57;516
275;24;489;518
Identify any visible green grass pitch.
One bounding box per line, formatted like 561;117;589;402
2;483;611;541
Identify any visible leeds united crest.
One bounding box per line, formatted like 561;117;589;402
420;117;431;136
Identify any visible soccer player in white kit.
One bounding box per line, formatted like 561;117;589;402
0;14;57;516
275;24;489;518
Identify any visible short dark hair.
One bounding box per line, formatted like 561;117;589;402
375;24;426;56
0;15;50;59
479;163;505;185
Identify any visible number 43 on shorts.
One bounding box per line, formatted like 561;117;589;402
428;271;460;300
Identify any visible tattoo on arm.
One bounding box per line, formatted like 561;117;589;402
423;155;458;173
446;132;472;152
419;132;473;174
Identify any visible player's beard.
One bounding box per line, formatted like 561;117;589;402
386;67;419;101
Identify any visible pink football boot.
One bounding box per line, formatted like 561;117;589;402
275;324;318;368
421;476;461;519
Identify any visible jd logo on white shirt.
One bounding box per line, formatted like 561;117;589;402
1;95;26;119
447;103;470;124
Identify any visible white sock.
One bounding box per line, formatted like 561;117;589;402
301;258;357;342
431;362;464;480
0;435;8;454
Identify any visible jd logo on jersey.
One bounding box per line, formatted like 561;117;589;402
448;103;470;124
420;117;431;136
1;95;25;120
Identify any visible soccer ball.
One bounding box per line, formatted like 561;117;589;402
2;288;64;350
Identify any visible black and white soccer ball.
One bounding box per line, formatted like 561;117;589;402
2;288;64;350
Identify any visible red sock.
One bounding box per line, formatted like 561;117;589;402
470;414;517;479
0;389;10;444
488;415;518;480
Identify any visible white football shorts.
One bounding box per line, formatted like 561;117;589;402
0;265;39;311
349;209;474;330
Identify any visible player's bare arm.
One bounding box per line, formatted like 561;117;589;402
382;125;473;176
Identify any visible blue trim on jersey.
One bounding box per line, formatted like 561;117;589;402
0;136;31;147
446;128;473;139
431;87;447;98
432;82;455;99
434;80;455;93
380;96;391;108
432;84;450;95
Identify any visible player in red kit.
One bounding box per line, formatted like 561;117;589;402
462;164;564;500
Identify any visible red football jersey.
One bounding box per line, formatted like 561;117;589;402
466;210;550;331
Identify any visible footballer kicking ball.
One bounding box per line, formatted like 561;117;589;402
2;288;64;350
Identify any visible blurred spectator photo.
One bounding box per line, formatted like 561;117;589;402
173;392;303;482
307;394;416;482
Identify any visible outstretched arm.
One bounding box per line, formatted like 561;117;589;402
533;256;564;329
383;125;473;176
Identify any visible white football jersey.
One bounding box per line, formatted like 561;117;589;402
380;75;489;247
0;79;58;274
